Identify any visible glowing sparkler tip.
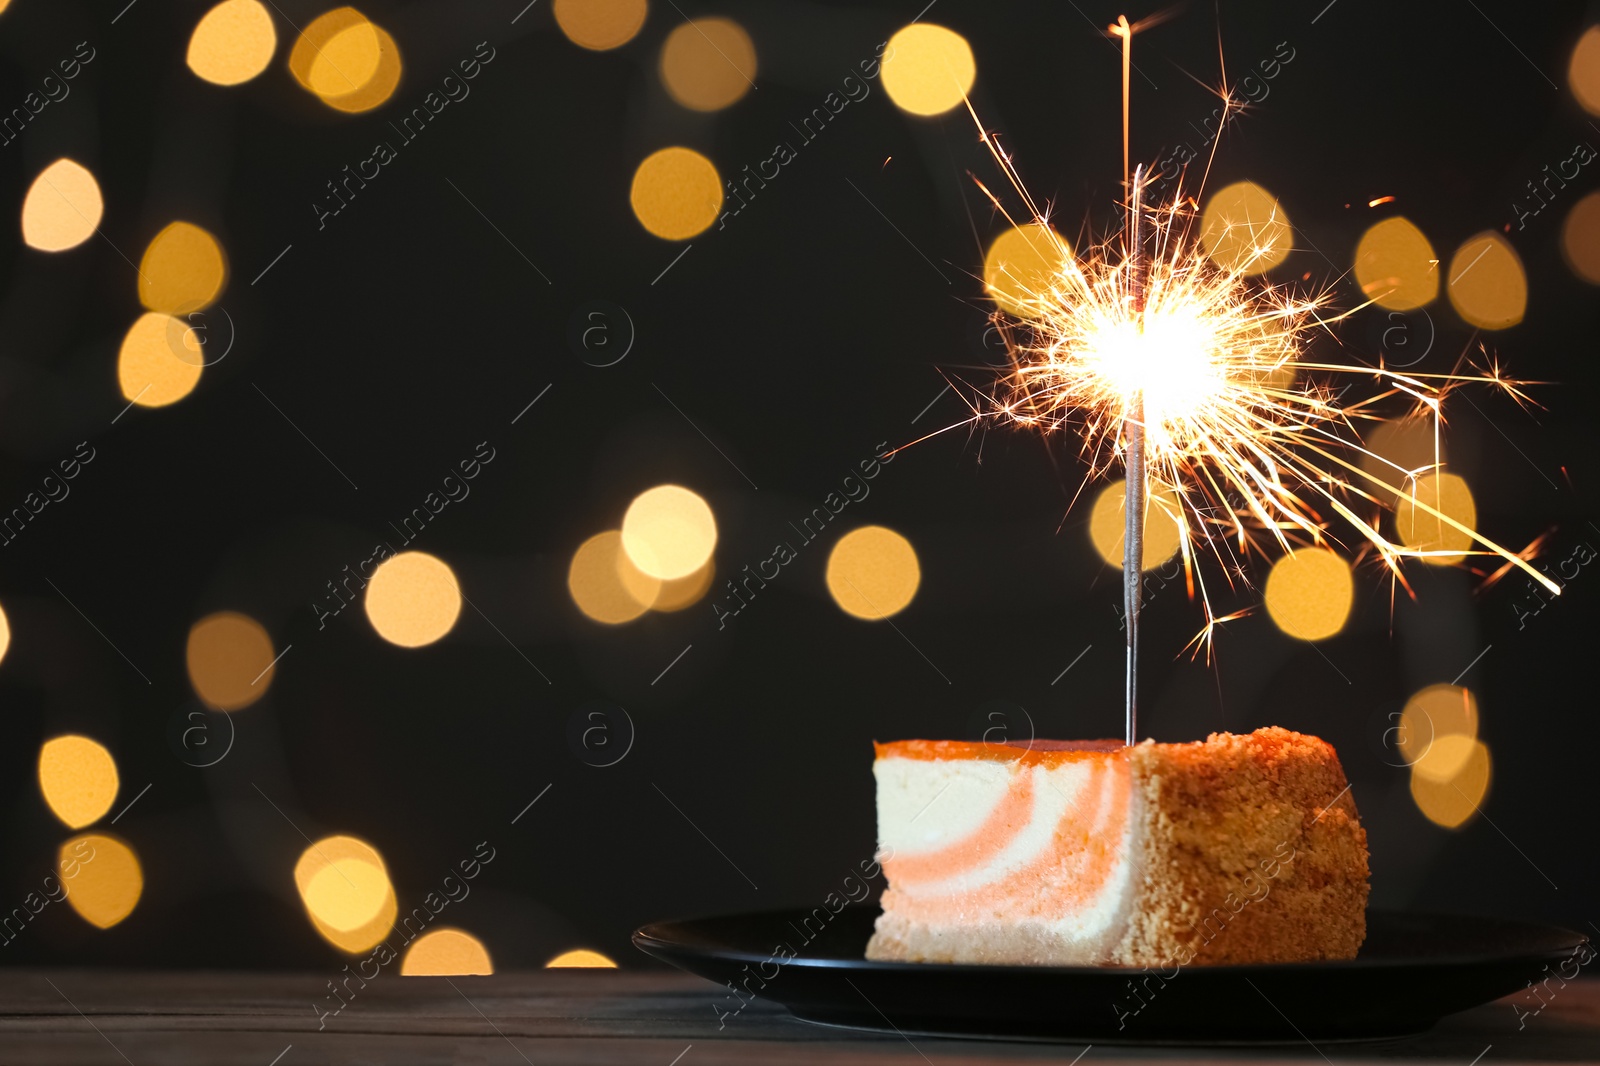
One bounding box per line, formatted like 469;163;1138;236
974;157;1556;637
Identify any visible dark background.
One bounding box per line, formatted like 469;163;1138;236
0;0;1595;969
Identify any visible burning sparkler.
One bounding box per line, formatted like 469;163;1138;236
963;13;1559;746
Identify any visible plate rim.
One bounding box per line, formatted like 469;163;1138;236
787;1011;1435;1048
633;905;1589;976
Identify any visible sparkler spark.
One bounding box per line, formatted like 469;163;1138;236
953;35;1560;675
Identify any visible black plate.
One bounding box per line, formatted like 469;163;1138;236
634;907;1585;1043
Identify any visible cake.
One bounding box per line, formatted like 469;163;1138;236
867;727;1368;967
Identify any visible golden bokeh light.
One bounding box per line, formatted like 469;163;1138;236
296;835;397;952
401;929;494;975
187;0;277;86
1361;417;1441;490
1396;682;1480;771
1570;25;1600;115
319;25;400;113
881;23;976;116
38;735;119;829
1410;737;1490;829
186;611;277;711
621;485;718;580
568;530;660;624
291;6;368;80
629;147;723;240
288;7;400;112
309;22;380;96
1263;547;1353;642
1199;181;1293;274
1088;482;1182;571
364;551;461;647
660;17;757;111
314;886;396;953
294;837;386;898
118;312;204;408
572;531;662;621
307;860;389;930
1396;471;1476;565
651;560;714;612
0;599;10;667
1561;190;1600;284
1411;732;1480;785
59;834;143;929
1259;357;1296;392
1446;232;1525;330
546;948;618;968
21;159;103;252
296;9;378;94
288;8;360;87
984;223;1069;318
138;221;228;314
554;0;648;50
1353;217;1438;311
826;525;920;620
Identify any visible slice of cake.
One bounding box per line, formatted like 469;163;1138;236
867;727;1368;967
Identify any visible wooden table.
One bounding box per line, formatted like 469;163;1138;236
0;970;1594;1064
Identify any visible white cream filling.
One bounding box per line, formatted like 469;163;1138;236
875;755;1140;953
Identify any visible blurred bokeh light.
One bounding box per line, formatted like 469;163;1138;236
1397;683;1480;769
288;7;401;112
621;485;717;580
1395;471;1476;565
983;223;1068;318
187;0;277;86
318;25;401;113
660;17;757;111
1361;417;1441;490
0;600;10;666
1410;736;1491;829
1412;732;1480;784
1088;482;1181;571
186;611;277;711
826;525;920;620
1353;217;1438;310
296;9;380;94
546;948;618;968
881;24;975;116
138;222;227;315
59;834;143;929
1446;232;1525;330
569;530;661;624
650;560;715;612
1199;181;1292;274
289;8;368;92
1403;680;1492;832
1263;547;1353;642
629;147;723;240
21;159;103;253
38;735;119;829
400;929;494;975
117;312;204;408
1569;25;1600;115
295;835;397;953
553;0;648;50
307;861;388;929
364;552;462;648
1560;190;1600;284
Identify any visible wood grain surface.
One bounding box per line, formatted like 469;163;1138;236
0;969;1593;1064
